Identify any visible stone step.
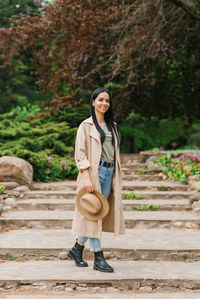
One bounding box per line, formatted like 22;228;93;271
120;153;142;163
32;175;166;191
123;174;164;181
0;210;199;229
0;181;20;190
121;163;148;171
1;228;200;262
23;190;194;200
15;198;191;211
32;181;188;192
122;169;153;175
123;181;188;192
1;293;200;299
0;260;200;291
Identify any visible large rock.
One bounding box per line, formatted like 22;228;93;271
146;155;159;164
0;156;33;188
147;162;164;172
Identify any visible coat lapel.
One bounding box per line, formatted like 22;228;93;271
85;117;101;143
89;124;101;143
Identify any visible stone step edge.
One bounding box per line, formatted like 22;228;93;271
24;190;193;194
1;294;200;299
1;247;200;263
0;261;200;291
32;180;188;186
15;201;191;212
1;219;199;230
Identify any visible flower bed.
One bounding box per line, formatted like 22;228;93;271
155;153;200;184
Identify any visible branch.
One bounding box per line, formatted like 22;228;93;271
167;0;200;20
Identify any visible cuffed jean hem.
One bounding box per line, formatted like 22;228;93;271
77;236;102;252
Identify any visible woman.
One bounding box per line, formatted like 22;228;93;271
68;87;125;273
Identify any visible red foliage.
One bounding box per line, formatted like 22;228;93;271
0;0;199;115
0;1;119;95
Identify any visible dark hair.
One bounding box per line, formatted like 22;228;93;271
90;87;120;146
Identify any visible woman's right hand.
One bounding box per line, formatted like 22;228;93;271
82;169;94;192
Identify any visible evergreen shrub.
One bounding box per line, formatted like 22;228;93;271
0;106;87;181
186;122;200;147
120;113;186;153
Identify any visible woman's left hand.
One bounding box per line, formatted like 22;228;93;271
82;169;94;192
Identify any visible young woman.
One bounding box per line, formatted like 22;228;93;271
68;87;125;273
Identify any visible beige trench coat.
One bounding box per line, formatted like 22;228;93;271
72;116;125;238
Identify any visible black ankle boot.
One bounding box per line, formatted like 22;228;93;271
68;242;88;267
93;251;114;273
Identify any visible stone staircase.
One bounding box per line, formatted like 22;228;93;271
0;154;200;298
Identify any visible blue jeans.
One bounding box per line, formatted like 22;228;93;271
77;163;114;252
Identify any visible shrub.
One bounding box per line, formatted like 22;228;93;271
186;122;200;147
0;107;80;181
120;113;186;153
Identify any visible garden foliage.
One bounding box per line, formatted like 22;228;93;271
0;105;90;181
120;113;186;153
155;153;200;184
0;0;199;120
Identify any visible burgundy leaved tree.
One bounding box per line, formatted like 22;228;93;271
0;0;199;118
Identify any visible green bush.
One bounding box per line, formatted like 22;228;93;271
11;103;43;116
186;122;200;147
48;104;90;127
0;107;82;181
120;113;186;153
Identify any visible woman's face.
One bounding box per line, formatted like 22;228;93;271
92;92;110;115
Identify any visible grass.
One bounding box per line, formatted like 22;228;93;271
0;184;7;194
42;256;47;260
132;204;159;211
7;253;17;260
138;168;149;174
157;185;170;191
122;192;142;200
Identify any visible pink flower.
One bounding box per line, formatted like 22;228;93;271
172;142;178;148
48;157;54;163
61;160;67;171
179;155;185;160
60;160;66;166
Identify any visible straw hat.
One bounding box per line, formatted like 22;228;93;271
76;187;109;221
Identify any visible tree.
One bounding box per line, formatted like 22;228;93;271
0;0;199;119
0;0;39;28
0;0;45;113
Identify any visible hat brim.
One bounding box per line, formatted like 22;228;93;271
76;187;109;221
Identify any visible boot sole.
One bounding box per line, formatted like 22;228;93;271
67;252;88;267
93;264;114;273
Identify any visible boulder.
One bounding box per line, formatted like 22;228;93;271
146;155;159;164
0;182;19;190
147;162;164;172
189;182;200;191
14;185;30;193
7;190;20;198
0;156;33;188
5;197;17;208
190;194;200;204
192;200;200;211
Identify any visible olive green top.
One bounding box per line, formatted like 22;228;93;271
100;125;114;162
